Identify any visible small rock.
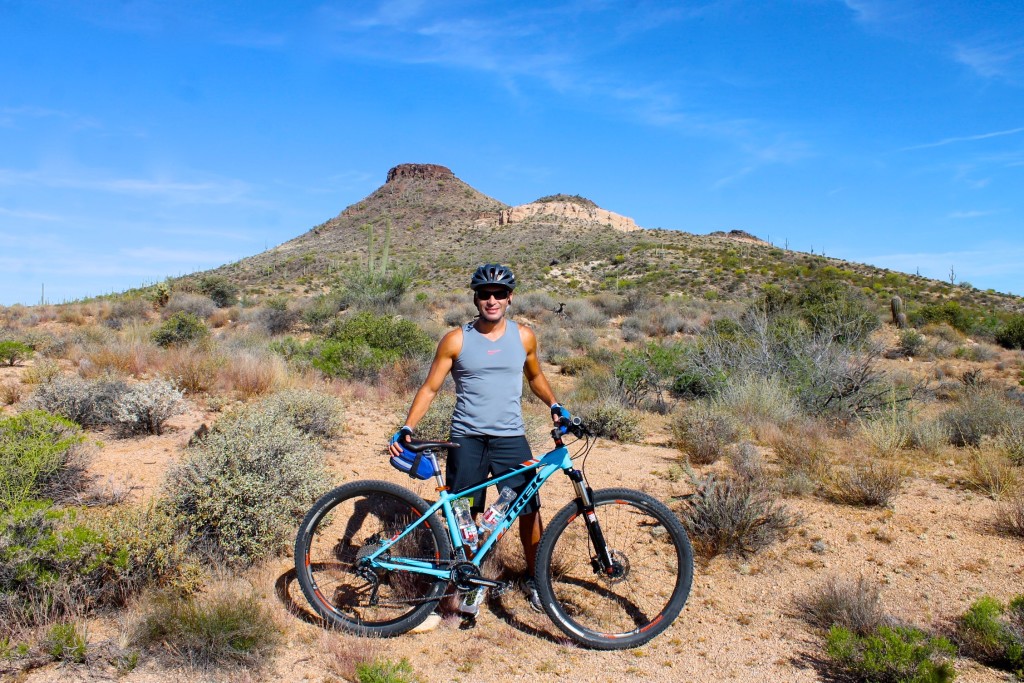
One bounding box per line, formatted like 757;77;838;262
917;533;928;541
811;540;827;554
738;564;751;575
946;533;957;540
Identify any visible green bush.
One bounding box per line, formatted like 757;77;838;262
897;329;926;357
153;311;209;348
956;595;1024;675
614;342;693;409
131;588;280;667
0;500;196;635
825;624;956;683
912;300;976;334
44;622;87;663
0;341;32;367
996;314;1024;350
249;297;297;335
341;269;413;312
0;411;87;509
198;275;239;308
163;409;329;566
795;279;880;345
671;403;738;465
314;312;433;380
356;658;419;683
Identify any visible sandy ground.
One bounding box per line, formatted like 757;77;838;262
4;351;1021;682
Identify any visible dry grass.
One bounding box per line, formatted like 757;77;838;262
1;381;23;405
824;461;905;508
769;421;830;494
797;575;887;636
217;352;286;398
993;492;1024;538
966;450;1018;499
21;359;61;385
81;341;155;378
858;410;911;457
163;346;223;394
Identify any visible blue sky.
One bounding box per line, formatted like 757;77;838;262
2;0;1022;305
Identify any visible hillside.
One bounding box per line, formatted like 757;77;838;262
200;163;1021;315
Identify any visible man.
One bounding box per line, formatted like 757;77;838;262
388;263;568;617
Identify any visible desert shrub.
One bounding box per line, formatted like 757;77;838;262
163;409;328;566
730;441;766;484
314;312;433;380
680;471;797;558
620;316;645;342
197;275;239;308
165;292;217;319
965;451;1017;499
218;351;285;397
106;297;151;328
28;375;128;428
0;500;195;634
514;291;557;318
793;279;880;345
443;304;475;327
825;625;956;683
956;343;999;362
568;326;597;350
356;658;418;683
671;403;738;465
897;329;926;357
248;297;298;335
825;462;905;507
941;386;1024;447
798;575;886;636
998;421;1024;466
908;418;949;455
153;312;209;348
615;342;693;409
575;400;643;442
994;492;1024;538
1;381;22;406
858;407;912;457
562;299;606;327
19;359;60;385
341;269;413;312
0;341;32;367
912;300;976;333
302;291;346;330
640;306;688;337
0;411;88;508
770;423;830;495
130;587;280;667
247;389;344;440
996;314;1024;350
712;374;798;427
955;595;1024;675
412;392;456;441
538;323;571;364
164;347;222;394
692;307;889;419
559;354;596;376
110;379;186;436
43;622;87;663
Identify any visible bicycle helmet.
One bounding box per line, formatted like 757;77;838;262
470;263;516;291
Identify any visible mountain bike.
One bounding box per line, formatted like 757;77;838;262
293;418;694;650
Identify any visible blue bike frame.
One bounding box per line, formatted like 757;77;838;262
365;443;574;579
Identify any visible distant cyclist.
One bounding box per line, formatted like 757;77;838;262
388;263;569;619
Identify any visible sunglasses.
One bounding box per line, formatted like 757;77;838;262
476;289;511;301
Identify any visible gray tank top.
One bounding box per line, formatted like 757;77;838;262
450;319;527;437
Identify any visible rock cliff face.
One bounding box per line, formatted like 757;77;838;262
385;163;456;183
499;200;639;232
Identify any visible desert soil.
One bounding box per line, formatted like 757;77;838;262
5;359;1020;683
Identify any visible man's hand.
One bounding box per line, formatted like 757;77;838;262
551;403;571;429
388;426;414;457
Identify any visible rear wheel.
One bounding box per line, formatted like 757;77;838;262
293;480;452;636
535;488;693;649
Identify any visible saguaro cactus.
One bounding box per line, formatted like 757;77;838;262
890;295;907;329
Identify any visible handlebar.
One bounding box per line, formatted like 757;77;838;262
555;415;589;438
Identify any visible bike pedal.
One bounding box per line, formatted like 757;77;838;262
459;615;477;630
490;581;510;596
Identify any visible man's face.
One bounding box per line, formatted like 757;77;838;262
474;286;512;323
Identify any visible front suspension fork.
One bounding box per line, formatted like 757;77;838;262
567;469;616;574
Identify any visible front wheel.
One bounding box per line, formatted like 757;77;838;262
293;480;453;637
535;488;694;649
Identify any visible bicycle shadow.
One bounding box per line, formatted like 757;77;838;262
275;567;326;626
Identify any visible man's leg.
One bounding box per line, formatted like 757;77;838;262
519;510;544;575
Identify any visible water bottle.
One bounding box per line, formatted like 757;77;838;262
458;586;487;615
479;487;516;532
452;497;479;551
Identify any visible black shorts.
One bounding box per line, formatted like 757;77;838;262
447;434;539;516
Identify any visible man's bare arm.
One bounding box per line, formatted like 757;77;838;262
388;329;462;457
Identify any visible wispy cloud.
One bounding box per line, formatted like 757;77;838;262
954;38;1024;82
0;168;252;205
948;209;997;219
0;207;62;221
899;127;1024;152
